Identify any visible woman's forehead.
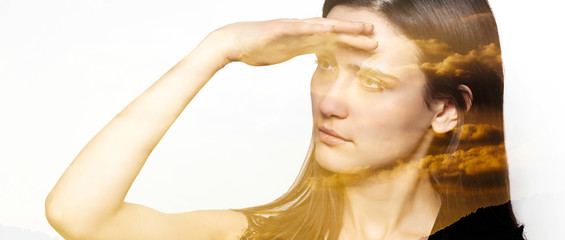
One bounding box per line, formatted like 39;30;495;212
326;5;421;68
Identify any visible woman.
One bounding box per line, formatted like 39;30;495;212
45;0;524;239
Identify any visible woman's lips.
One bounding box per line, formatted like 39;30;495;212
318;126;350;146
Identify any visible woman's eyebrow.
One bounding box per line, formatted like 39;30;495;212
349;64;401;83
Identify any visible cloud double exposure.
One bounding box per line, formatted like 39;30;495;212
424;143;506;178
417;41;502;78
423;123;508;195
460;124;504;144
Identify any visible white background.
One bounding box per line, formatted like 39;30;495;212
0;0;563;239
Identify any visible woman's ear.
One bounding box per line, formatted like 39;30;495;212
430;85;473;134
430;98;459;134
431;85;473;133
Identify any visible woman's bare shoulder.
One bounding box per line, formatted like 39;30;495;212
83;202;248;240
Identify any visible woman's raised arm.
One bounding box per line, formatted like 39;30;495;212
45;18;376;240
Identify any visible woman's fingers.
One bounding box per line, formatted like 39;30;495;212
331;33;379;50
334;22;373;34
289;22;336;35
277;18;378;50
277;17;374;35
301;17;374;34
220;17;378;66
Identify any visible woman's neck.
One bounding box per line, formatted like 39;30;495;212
339;131;441;240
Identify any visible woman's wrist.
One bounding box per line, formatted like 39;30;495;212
184;29;236;71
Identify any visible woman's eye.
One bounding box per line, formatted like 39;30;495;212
359;77;385;91
315;60;335;71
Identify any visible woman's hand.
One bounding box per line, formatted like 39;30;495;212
207;18;378;66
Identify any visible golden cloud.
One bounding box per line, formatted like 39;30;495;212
428;124;504;155
459;123;503;143
414;39;453;61
424;143;506;178
419;42;502;78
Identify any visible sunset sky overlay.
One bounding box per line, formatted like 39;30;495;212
0;1;563;239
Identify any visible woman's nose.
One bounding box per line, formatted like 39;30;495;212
317;81;349;119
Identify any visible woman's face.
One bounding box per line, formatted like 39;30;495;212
311;5;438;173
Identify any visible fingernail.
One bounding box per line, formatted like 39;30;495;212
365;40;378;49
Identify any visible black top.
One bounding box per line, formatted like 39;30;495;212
428;201;525;240
239;201;525;239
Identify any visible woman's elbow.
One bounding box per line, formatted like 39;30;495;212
45;193;96;240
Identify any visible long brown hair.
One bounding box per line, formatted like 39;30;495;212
237;0;517;239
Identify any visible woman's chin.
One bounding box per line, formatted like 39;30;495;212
314;151;371;175
314;148;407;176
